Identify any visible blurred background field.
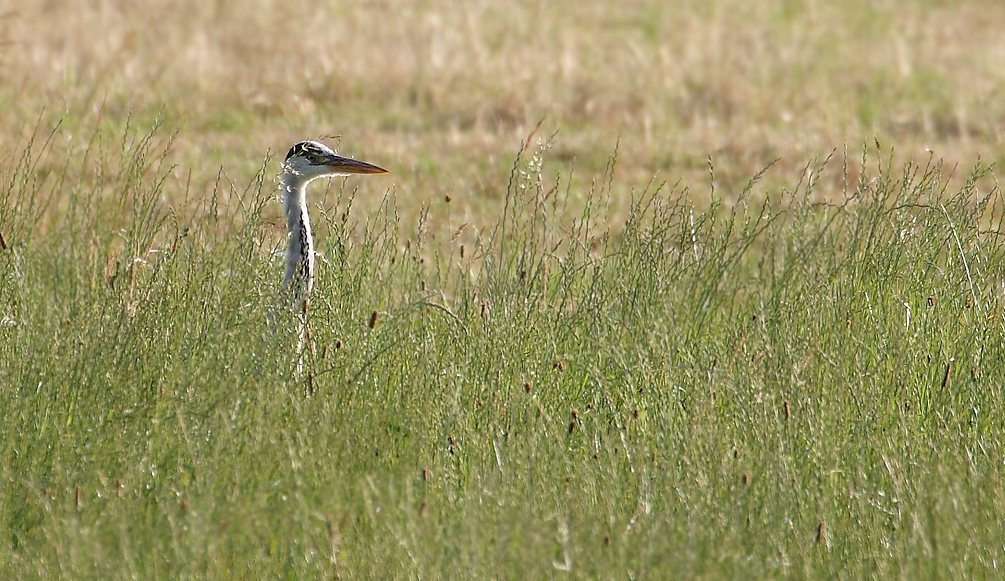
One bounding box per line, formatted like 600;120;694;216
2;1;1005;579
3;0;1004;234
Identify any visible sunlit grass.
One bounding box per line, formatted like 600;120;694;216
1;120;1003;578
3;1;1005;577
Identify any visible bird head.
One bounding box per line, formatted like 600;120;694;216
282;140;388;182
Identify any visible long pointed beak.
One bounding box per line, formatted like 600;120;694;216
323;154;389;175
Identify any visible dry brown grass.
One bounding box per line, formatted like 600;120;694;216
2;0;1004;240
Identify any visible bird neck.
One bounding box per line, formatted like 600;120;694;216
281;171;314;297
281;172;311;231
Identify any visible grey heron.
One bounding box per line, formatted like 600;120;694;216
280;140;387;370
280;140;388;306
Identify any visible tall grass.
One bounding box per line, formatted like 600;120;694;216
1;120;1003;579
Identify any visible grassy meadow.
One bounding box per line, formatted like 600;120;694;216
2;0;1005;578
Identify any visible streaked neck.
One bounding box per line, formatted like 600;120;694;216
281;171;314;297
